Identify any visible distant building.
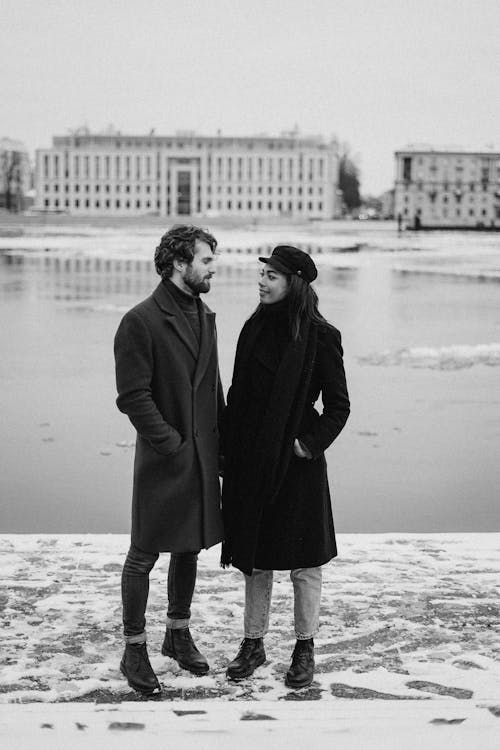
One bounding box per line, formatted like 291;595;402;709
379;188;395;220
394;145;500;229
35;131;339;219
0;138;31;212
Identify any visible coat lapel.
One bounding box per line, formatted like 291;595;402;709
152;282;198;361
193;303;216;389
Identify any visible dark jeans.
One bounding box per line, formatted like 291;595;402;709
121;543;199;641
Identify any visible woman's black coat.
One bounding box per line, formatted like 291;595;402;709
221;305;350;575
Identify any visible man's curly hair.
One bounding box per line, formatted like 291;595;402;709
154;224;217;280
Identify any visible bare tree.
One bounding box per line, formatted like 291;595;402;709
1;149;23;212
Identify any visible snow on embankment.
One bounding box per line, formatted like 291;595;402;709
0;534;499;706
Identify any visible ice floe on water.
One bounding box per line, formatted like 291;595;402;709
358;343;500;370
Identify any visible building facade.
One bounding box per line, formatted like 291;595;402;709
0;138;32;212
394;146;500;229
35;131;339;219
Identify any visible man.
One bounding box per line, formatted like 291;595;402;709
114;224;224;695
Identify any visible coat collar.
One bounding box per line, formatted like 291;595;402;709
152;281;216;387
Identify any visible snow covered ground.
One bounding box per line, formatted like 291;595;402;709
1;534;499;748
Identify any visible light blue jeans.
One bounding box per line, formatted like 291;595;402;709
243;567;322;640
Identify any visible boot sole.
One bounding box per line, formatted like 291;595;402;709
284;674;314;690
119;663;161;695
161;647;209;675
226;652;266;680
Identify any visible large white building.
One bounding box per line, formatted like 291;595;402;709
35;130;339;219
394;145;500;229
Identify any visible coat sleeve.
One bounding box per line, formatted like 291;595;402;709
114;310;183;456
298;326;350;459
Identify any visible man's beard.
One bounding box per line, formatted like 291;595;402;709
184;267;210;295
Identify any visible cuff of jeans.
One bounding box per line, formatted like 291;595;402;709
166;617;190;630
124;632;146;645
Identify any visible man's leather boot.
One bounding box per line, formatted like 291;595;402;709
161;627;209;675
226;637;266;680
285;638;314;689
120;642;161;695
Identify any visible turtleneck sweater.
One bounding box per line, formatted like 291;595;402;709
163;278;201;346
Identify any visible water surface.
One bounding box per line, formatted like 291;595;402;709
1;227;499;533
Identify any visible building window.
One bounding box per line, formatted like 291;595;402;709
95;200;100;208
75;199;79;208
116;200;120;208
44;198;49;207
402;157;412;181
136;200;140;208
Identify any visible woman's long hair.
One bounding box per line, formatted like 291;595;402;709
251;274;330;342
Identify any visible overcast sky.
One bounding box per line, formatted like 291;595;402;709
2;0;499;194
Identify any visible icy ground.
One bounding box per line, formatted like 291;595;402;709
0;534;499;747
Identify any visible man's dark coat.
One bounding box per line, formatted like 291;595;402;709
114;281;224;553
222;311;350;576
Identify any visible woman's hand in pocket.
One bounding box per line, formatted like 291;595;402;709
293;438;312;459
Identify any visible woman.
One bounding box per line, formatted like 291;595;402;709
221;245;350;689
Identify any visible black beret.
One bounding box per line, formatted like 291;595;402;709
259;245;318;283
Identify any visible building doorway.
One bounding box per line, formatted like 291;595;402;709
177;171;191;215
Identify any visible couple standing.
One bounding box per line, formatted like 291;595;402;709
114;224;350;695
